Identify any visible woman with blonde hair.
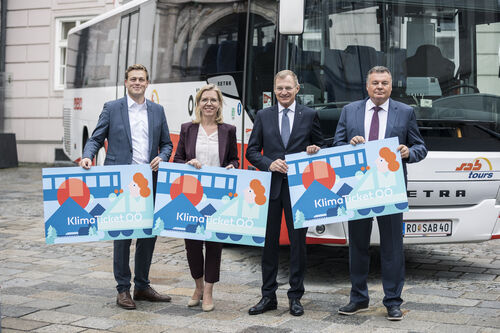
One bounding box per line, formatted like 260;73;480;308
173;84;239;311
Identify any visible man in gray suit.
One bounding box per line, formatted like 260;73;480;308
80;64;173;310
334;66;427;321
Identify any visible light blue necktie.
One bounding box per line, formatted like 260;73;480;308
281;108;290;147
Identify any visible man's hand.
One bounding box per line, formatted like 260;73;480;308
80;158;92;170
150;156;163;171
187;159;202;169
349;136;366;146
397;144;410;159
269;159;288;174
306;145;320;155
225;164;235;169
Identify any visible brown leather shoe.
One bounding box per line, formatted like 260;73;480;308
133;286;171;302
117;291;136;310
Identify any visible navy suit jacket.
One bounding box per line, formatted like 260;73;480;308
246;104;324;200
82;96;173;165
173;122;239;168
333;98;427;180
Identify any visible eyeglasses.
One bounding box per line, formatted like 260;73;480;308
275;86;296;92
200;98;219;104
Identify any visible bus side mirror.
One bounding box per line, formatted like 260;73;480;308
279;0;304;35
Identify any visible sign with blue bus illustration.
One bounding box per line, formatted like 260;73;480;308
153;162;271;246
286;137;408;229
42;165;155;244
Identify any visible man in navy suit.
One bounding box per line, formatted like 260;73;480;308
334;66;427;320
80;64;173;310
246;70;324;316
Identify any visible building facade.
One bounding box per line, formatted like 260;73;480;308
2;0;125;163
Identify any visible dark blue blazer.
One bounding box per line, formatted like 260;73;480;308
82;96;173;165
246;104;324;200
333;98;427;179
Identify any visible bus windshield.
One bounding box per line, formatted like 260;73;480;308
282;0;500;150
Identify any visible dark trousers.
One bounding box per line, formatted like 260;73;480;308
348;213;405;307
113;236;157;293
262;179;307;300
185;239;223;283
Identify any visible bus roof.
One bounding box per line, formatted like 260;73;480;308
67;0;151;36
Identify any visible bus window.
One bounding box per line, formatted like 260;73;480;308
282;0;500;149
152;3;248;84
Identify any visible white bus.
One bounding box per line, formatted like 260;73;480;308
63;0;500;245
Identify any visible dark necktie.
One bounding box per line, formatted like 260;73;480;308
368;106;382;141
281;108;290;147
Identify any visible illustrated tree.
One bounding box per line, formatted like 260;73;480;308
153;217;164;233
46;225;57;244
88;225;97;236
295;210;305;226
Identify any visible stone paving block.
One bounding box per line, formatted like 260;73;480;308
196;309;241;321
22;310;86;324
404;301;465;313
1;305;39;317
111;309;164;322
405;309;471;324
71;316;121;330
478;300;500;309
404;293;479;306
57;303;123;318
0;294;35;305
428;323;482;333
464;291;500;301
323;312;370;326
467;316;500;329
405;287;464;298
462;273;497;281
33;324;87;332
451;266;488;273
155;304;213;317
0;268;23;276
1;278;45;289
278;317;332;331
459;307;500;318
1;317;50;330
435;271;463;278
19;299;70;310
239;326;291;333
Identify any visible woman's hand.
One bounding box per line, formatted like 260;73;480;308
187;159;202;169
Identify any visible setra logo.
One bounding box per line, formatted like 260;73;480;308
455;157;493;179
74;97;82;110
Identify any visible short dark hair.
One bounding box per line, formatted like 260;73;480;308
366;66;391;82
125;64;149;81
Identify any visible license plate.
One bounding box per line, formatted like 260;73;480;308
403;220;452;237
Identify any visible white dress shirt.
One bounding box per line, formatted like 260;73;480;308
278;101;296;133
196;125;220;167
364;98;389;140
127;95;149;164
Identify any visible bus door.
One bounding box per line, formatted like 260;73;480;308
116;11;139;98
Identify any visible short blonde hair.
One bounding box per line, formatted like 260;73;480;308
193;84;224;124
274;70;299;89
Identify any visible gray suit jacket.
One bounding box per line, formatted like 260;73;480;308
333;97;427;179
82;96;173;165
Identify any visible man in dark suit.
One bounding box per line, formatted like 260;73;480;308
334;66;427;321
80;64;173;310
246;70;324;316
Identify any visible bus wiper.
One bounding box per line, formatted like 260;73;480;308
473;124;500;139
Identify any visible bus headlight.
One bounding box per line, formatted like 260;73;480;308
315;224;326;234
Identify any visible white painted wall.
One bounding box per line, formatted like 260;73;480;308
3;0;120;163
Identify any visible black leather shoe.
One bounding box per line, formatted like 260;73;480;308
338;301;369;315
386;305;403;321
248;297;278;315
289;298;304;316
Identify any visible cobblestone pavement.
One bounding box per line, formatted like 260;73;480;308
1;166;499;332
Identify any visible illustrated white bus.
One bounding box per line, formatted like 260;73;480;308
62;0;500;245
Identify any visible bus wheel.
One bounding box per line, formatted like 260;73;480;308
229;234;242;241
252;236;265;244
121;229;133;236
143;228;153;235
395;202;408;210
215;233;229;240
372;206;385;213
108;230;120;238
358;208;371;216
